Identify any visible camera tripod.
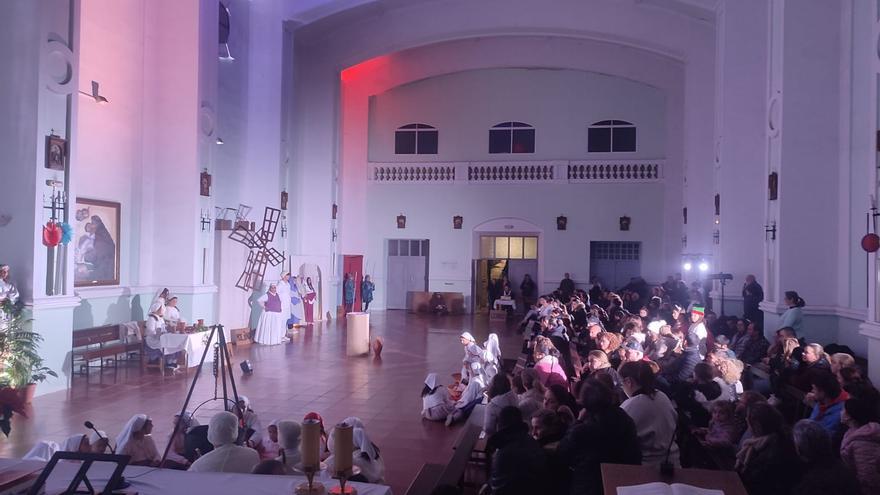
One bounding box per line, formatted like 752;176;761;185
160;324;243;465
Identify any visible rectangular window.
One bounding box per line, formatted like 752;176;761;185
480;236;494;258
494;236;509;259
523;237;538;259
417;131;438;154
511;129;535;153
588;127;611;152
613;127;637;152
394;131;416;154
509;237;524;259
489;129;511;153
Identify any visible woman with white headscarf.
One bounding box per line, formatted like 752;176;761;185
23;434;89;461
421;373;454;421
460;332;485;382
117;414;160;466
276;420;302;472
444;376;486;427
483;334;502;380
326;418;385;484
237;395;263;445
144;302;170;365
189;411;260;473
254;282;288;345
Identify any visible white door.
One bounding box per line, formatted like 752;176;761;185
387;257;408;309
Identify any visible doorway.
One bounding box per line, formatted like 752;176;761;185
342;255;364;311
472;234;539;313
588;241;642;290
386;239;429;310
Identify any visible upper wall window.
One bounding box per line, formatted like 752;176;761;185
489;122;535;154
395;124;438;154
588;120;636;152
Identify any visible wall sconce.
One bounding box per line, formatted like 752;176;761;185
396;214;406;229
682;207;687;225
78;80;109;104
765;221;777;241
619;216;631;231
556;215;567;231
215;137;224;145
453;215;463;230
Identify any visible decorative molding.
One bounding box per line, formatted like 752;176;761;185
859;321;880;340
75;285;218;299
568;161;662;182
371;163;456;182
469;162;556;182
26;295;81;310
759;301;867;321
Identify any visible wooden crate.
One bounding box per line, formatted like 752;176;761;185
231;327;253;347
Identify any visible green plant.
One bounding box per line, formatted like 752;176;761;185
0;301;57;388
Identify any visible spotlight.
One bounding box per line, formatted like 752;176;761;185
216;137;224;145
698;262;709;272
239;360;254;374
683;262;693;271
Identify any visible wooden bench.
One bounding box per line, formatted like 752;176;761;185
72;324;142;375
438;423;483;489
404;463;444;495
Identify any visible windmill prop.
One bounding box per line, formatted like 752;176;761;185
229;206;285;291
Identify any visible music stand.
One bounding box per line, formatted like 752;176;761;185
27;452;130;495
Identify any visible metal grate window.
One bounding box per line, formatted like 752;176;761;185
589;241;641;261
388;239;429;257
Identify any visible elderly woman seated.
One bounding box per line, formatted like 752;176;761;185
276;420;303;473
188;411;260;473
117;415;160;466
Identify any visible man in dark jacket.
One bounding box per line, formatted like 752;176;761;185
742;274;764;325
487;407;548;495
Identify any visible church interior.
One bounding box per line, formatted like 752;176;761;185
1;0;879;494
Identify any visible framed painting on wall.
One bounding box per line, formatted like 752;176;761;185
74;198;121;287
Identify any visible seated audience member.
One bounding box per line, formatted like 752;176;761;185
690;401;741;469
117;414;160;466
586;350;621;388
789;343;832;391
236;396;262;444
543;384;578;425
189;411;260;473
487;406;548;495
713;335;736;358
619;361;679;466
24;434;90;461
303;412;331;460
445;376;485;427
715;357;745;400
257;420;281;461
422;373;454;422
597;331;623;369
664;331;702;386
791;419;862;495
276;420;302;472
739;321;770;365
251;459;287;475
166;412;199;467
808;370;849;440
530;409;566;450
735;403;798;495
693;361;732;406
621;339;645;363
830;352;856;374
729;318;751;357
484;373;519;436
533;338;568;389
89;430;110;454
840;390;880;494
838;366;873;394
676;362;725;428
517;368;546;420
734;391;768;449
558;379;641;495
327;418;385;484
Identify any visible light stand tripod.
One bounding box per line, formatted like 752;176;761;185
160;324;243;465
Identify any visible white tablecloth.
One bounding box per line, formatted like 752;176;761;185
160;328;231;367
0;458;393;495
493;299;516;310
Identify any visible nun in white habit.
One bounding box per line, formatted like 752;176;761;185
444;375;486;427
188;411;260;474
276;420;302;472
23;434;89;461
237;395;263;444
421;373;454;421
116;414;160;465
483;333;502;381
326;418;385;484
460;332;485;382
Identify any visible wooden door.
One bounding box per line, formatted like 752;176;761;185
342;255;363;311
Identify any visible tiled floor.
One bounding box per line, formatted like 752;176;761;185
0;311;521;493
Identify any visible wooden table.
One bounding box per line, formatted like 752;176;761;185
601;463;748;495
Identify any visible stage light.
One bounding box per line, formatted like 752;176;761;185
683;262;693;271
239;360;254;374
698;262;709;272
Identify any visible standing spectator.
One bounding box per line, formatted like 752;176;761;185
559;273;576;301
343;273;355;314
742;275;764;325
520;274;537;309
780;291;805;334
360;275;374;311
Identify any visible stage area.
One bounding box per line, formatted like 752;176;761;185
0;311;521;493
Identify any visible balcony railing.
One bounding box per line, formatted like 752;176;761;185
368;160;663;184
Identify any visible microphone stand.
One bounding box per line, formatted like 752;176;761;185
84;421;130;489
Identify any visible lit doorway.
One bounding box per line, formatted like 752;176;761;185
472;235;539;313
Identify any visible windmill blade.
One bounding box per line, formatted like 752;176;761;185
261;207;282;243
228;225;258;248
265;247;284;267
234;251;258;291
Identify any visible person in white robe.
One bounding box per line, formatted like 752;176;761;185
163;296;184;330
257;420;281;461
445;376;486;426
276;420;302;472
23;434;89;461
152;288;169;309
254;283;287;345
290;275;306;325
144;302;177;367
326;417;385;484
483;333;502;381
421;373;454;421
460;332;485;382
117;414;160;466
0;264;20;329
189;411;260;474
237;395;263;444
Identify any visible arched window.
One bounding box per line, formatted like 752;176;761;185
588;120;636;152
395;124;438;154
219;2;233;60
489;122;535;154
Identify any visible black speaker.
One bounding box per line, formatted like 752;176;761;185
240;360;254;374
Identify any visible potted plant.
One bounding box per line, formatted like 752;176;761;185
0;300;57;403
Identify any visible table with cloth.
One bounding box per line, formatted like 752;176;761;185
0;458;393;495
159;327;231;368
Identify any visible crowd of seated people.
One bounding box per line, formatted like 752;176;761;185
441;278;880;495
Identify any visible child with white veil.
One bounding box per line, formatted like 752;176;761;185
483;333;502;380
421;373;454;421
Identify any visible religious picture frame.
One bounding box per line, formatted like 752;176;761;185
619;215;631;231
45;134;67;171
768;172;778;200
556;215;567;231
396;214;406;229
200;171;212;197
714;194;721;216
332;203;338;220
280;191;288;210
683;207;688;225
74;198;121;287
453;215;463;230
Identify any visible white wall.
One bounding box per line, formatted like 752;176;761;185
368;68;666;162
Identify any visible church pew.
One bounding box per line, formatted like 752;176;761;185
71;324;142;375
404;463;444;495
438;423;483;489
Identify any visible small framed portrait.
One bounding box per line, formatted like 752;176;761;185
619;215;631;231
714;194;721;216
768;172;778;200
332;203;338;220
683;207;688;225
45;135;67;171
200;171;212;197
556;215;567;231
453;215;463;230
281;191;288;210
396;214;406;229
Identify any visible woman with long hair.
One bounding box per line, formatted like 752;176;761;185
780;290;806;334
619;361;679;466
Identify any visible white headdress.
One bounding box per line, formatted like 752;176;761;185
207;411;239;447
116;414;149;454
424;373;438;390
